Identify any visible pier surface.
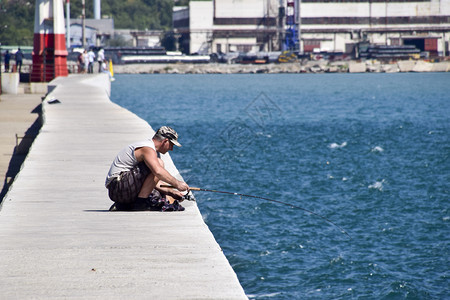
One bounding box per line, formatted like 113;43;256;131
0;92;42;200
0;74;247;299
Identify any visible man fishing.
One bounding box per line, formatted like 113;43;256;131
105;126;189;211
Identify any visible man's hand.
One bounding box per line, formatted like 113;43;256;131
176;181;189;192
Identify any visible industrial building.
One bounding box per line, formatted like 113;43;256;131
173;0;450;58
69;19;114;47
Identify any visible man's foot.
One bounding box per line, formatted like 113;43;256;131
132;197;149;211
109;202;133;211
162;199;185;211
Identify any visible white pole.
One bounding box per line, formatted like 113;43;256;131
94;0;101;20
297;0;301;53
279;0;283;51
82;0;85;47
443;32;447;57
66;0;70;49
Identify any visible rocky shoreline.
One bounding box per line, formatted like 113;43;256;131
111;59;450;74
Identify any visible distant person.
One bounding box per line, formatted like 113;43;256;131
100;59;107;73
77;51;84;73
105;126;189;211
88;48;95;73
4;50;11;72
83;49;89;74
101;59;112;78
15;48;24;73
97;49;105;72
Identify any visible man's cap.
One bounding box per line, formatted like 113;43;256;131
157;126;181;147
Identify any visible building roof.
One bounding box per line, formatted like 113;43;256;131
70;18;114;34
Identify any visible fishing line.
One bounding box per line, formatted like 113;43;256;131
162;185;350;238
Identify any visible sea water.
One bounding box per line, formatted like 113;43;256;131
111;73;449;299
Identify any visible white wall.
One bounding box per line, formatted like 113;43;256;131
180;0;449;55
299;0;449;54
301;1;449;18
214;0;280;18
213;37;258;53
1;73;20;94
189;1;214;54
190;1;214;29
215;0;264;18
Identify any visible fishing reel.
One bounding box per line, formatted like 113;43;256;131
183;192;196;202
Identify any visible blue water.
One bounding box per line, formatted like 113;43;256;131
111;73;449;299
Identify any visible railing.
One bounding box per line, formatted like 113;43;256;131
1;62;32;74
1;61;85;83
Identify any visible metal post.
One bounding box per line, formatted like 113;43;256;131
66;0;70;49
385;0;388;45
0;43;2;95
278;0;284;51
82;0;86;47
94;0;101;20
266;0;271;52
443;31;447;57
297;0;301;53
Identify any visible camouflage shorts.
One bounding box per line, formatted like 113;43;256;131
107;162;151;204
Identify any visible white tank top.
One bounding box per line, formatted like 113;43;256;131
105;139;156;186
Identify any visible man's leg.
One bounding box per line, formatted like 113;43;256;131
137;173;158;198
137;158;164;198
133;158;185;212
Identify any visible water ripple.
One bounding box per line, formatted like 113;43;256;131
112;73;450;299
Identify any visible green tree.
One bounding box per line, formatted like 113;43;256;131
70;0;174;30
0;0;175;46
0;0;34;46
174;0;189;6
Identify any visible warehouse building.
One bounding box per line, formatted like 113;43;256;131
173;0;450;58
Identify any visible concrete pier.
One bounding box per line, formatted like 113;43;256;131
0;92;42;200
0;74;247;299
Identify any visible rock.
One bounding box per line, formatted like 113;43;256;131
327;66;339;73
109;59;447;74
309;65;323;73
431;61;450;72
397;60;416;72
349;62;366;73
366;64;381;73
413;60;434;72
381;64;399;73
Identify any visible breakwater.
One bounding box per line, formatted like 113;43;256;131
112;59;450;74
0;74;247;299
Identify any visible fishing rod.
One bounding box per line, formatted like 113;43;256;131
162;185;350;238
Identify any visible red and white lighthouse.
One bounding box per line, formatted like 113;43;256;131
31;0;68;82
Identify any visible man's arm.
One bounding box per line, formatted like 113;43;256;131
136;146;189;192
